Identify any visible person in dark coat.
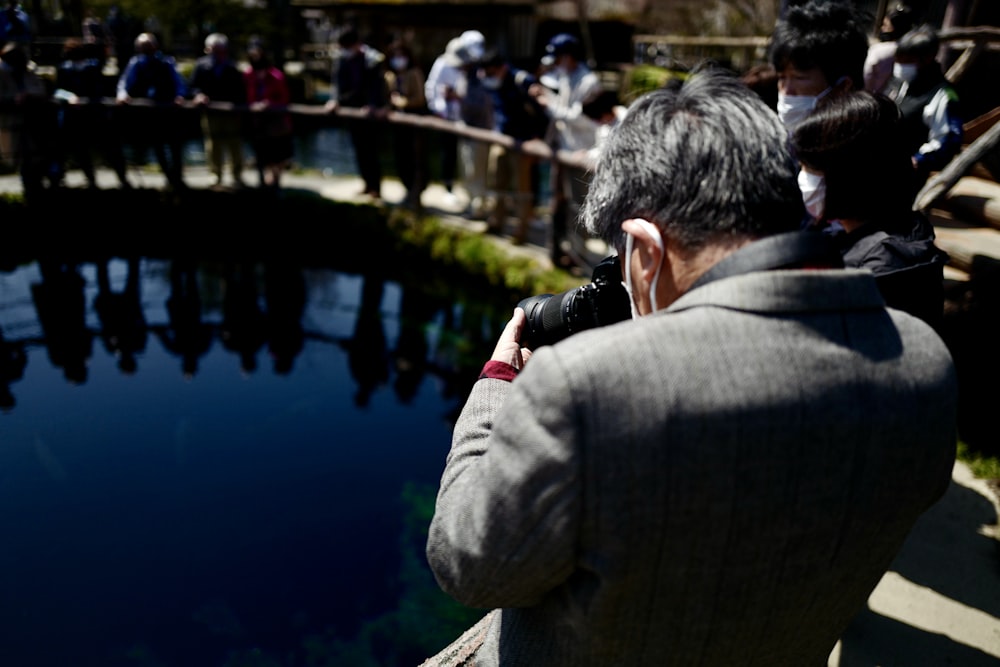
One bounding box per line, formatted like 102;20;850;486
189;32;248;188
477;50;548;243
792;90;949;330
53;38;130;188
326;26;388;199
423;69;957;667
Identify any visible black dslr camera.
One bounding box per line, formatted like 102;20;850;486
517;255;631;349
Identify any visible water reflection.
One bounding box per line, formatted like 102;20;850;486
94;256;147;375
158;258;214;379
220;262;266;376
343;274;390;408
0;254;506;666
32;259;92;384
0;327;26;409
264;262;308;377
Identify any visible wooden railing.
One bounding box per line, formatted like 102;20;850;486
940;26;1000;83
631;25;1000;79
912;26;1000;212
0;96;602;268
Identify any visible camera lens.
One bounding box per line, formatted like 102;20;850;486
516;255;630;350
518;289;578;349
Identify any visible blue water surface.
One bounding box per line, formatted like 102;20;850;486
0;256;500;666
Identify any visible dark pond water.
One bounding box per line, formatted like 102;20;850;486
175;122;432;179
0;251;505;666
183;126;360;175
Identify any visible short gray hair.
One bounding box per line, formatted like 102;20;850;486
205;32;229;51
580;67;805;253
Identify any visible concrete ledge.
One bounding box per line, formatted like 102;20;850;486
936;176;1000;231
932;219;1000;275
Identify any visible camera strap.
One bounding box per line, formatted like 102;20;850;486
688;230;844;292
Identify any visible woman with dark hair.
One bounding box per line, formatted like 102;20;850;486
243;38;293;192
791;90;948;329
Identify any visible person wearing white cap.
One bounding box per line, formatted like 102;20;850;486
425;29;487;206
459;30;485;61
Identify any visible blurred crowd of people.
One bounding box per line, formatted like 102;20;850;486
320;1;961;278
0;3;295;200
0;1;969;297
0;3;628;264
327;26;623;264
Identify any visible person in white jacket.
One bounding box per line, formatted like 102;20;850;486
530;33;601;152
424;30;484;203
529;33;602;263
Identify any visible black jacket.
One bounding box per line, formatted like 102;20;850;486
839;212;948;330
189;55;247;105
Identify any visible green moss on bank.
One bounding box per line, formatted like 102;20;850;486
386;207;583;297
957;441;1000;480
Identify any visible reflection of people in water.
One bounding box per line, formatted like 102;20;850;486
31;260;92;384
434;298;507;423
392;285;442;403
263;262;305;375
0;327;27;410
221;262;266;375
341;273;389;407
94;257;147;374
156;259;213;379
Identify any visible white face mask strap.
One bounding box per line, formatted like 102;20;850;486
798;169;827;220
624;233;640;319
624;219;664;315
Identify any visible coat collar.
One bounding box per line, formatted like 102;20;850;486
667;268;886;315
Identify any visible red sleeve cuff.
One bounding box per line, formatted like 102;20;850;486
478;360;519;382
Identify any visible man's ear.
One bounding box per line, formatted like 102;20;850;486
621;218;664;283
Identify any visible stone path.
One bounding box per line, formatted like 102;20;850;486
829;463;1000;665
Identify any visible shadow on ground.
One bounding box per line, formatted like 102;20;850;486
838;606;999;666
834;469;1000;666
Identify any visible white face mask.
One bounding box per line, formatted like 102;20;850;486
777;85;833;129
621;219;664;319
893;62;919;83
798;168;826;220
390;56;408;71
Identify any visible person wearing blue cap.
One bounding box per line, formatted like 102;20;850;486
530;34;601;152
529;33;602;264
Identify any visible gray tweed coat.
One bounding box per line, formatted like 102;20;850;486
425;268;957;666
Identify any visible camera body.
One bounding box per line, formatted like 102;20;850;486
517;255;631;349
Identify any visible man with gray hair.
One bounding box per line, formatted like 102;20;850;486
189;32;248;188
423;68;957;665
